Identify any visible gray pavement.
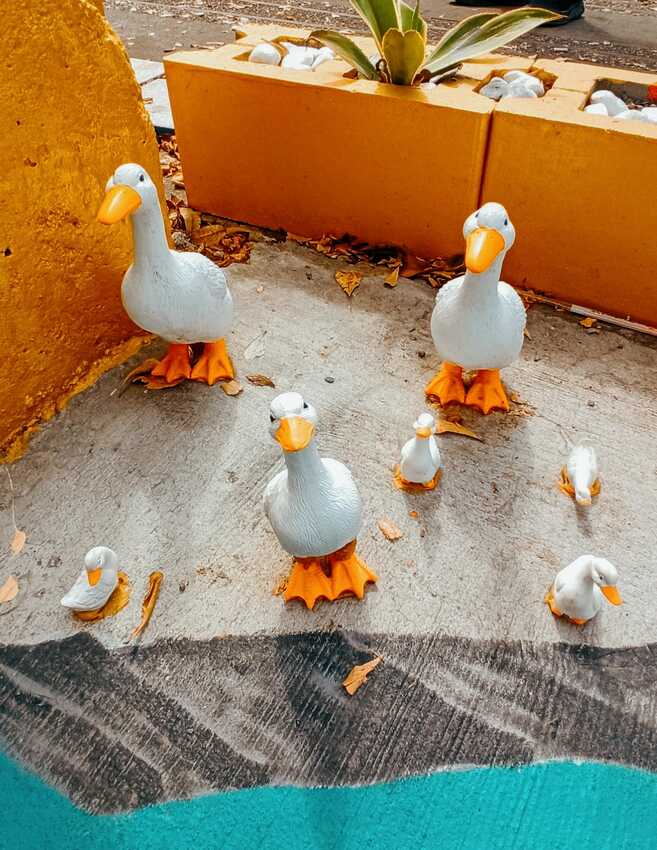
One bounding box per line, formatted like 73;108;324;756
1;239;655;650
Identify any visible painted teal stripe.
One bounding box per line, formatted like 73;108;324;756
2;753;657;850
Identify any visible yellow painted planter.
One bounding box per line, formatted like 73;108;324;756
165;28;515;260
482;61;657;327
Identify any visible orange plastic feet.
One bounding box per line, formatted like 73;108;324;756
559;467;602;502
465;369;509;414
393;465;442;492
545;586;587;625
151;343;192;383
329;541;378;601
284;558;334;610
425;362;466;406
191;339;235;385
283;541;377;609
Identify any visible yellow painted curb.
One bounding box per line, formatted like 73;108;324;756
482;60;657;326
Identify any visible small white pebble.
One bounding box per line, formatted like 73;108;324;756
590;90;626;116
502;80;538;100
614;109;652;123
480;78;509;101
584;103;608;116
641;106;657;124
248;43;281;65
503;70;544;96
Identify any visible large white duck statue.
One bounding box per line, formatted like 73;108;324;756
264;392;378;609
545;555;621;625
61;546;120;612
425;202;526;414
97;163;234;385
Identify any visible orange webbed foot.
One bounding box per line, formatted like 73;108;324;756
283;558;333;610
465;369;509;414
328;541;378;601
191;339;235;385
151;343;192;383
544;586;563;618
425;362;466;406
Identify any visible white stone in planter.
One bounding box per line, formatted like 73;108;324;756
641;106;657;124
502;80;538;100
590;90;626;116
248;43;281;66
584;103;609;116
615;109;652;123
480;77;509;101
312;47;335;69
503;70;544;97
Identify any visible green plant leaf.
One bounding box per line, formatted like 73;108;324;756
399;0;427;40
310;30;379;79
425;12;497;65
382;27;426;85
424;7;562;75
349;0;401;52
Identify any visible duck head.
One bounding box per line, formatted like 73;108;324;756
463;202;515;275
84;546;118;587
589;556;622;606
269;392;318;453
97;163;158;224
414;412;435;439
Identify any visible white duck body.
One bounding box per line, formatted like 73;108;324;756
106;164;233;344
399;413;442;484
551;555;620;622
566;444;599;505
264;393;362;557
430;204;526;371
61;547;119;612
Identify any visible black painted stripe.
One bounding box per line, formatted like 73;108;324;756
0;631;655;814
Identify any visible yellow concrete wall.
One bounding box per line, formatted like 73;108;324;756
0;0;162;459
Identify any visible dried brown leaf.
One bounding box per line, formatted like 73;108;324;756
335;269;362;297
221;380;243;396
579;317;597;329
246;374;275;388
0;575;19;603
437;420;482;441
131;571;163;639
342;656;383;695
523;328;532;340
378;518;403;541
384;267;400;287
10;529;26;555
272;576;288;597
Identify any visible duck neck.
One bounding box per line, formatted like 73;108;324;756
283;440;325;486
130;202;171;273
461;256;504;306
411;436;433;460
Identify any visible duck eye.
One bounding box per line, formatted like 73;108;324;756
303;402;309;410
504;217;508;226
139;174;145;183
270;414;276;423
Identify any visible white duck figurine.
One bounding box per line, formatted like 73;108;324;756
97;163;234;385
425;203;526;414
61;547;119;612
395;412;442;490
562;444;600;505
545;555;621;625
264;392;377;609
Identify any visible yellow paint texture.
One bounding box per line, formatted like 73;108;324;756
0;0;162;459
164;27;493;261
483;61;657;326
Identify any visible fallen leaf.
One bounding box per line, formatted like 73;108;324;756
244;332;266;360
179;206;200;235
246;374;275;388
579;317;597;329
523;328;532;340
437;420;482;441
221;380;243;396
378;519;403;541
335;269;362;297
131;571;163;639
0;575;19;603
384;267;400;287
272;576;288;597
74;572;131;621
408;510;418;519
256;285;264;294
10;529;26;555
342;656;383;695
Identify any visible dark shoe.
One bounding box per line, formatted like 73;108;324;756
450;0;584;26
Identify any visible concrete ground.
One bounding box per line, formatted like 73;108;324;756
1;238;655;651
106;0;657;71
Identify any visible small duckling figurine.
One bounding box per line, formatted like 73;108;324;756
545;555;621;625
425;203;526;414
264;392;378;609
394;412;442;491
561;444;600;505
61;547;119;612
97;164;234;385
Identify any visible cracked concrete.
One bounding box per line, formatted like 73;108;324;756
0;239;655;650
